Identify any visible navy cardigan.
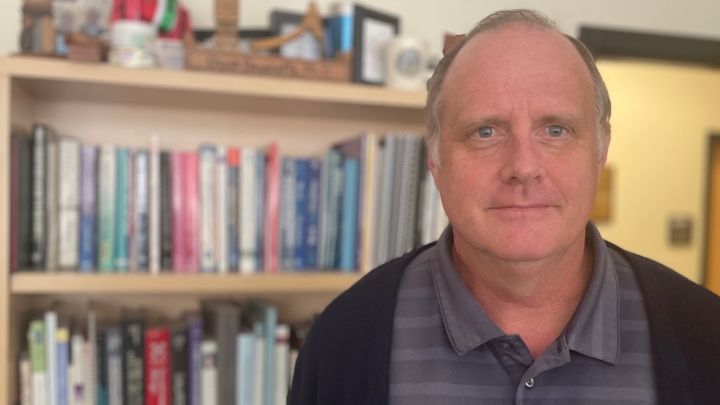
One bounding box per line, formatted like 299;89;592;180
289;242;720;405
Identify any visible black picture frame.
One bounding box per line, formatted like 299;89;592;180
193;29;272;44
352;5;400;85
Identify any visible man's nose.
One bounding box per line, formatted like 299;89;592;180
499;133;546;185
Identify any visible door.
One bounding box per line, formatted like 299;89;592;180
705;136;720;294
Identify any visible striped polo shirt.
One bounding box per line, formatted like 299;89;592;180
389;223;658;404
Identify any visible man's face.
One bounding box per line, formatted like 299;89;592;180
431;23;609;263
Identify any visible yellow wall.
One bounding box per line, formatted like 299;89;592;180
595;59;720;283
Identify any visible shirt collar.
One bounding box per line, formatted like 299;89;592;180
431;222;620;364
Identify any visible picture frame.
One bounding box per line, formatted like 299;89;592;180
352;5;400;85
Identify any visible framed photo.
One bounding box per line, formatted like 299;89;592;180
270;10;323;60
352;5;400;85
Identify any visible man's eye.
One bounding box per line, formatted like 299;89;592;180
475;127;494;139
548;125;566;137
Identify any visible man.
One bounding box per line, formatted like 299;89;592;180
290;9;720;405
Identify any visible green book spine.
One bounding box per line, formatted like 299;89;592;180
98;145;117;271
27;319;45;372
114;148;130;271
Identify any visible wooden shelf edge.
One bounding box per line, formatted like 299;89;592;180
10;272;363;294
0;56;427;109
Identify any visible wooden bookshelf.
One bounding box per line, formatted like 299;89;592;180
0;55;426;405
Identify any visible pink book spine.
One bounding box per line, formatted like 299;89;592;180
184;152;200;272
171;152;186;272
264;143;280;273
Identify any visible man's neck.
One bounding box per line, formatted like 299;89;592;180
451;232;594;359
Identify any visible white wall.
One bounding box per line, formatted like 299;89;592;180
3;0;720;57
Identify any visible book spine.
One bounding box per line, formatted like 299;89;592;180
294;160;309;269
371;142;386;268
28;319;46;405
159;152;173;270
304;159;321;269
388;136;406;260
215;146;228;273
237;333;255;405
170;327;188;405
106;329;123;405
11;133;31;271
45;311;58;405
20;353;32;405
78;146;97;272
96;331;108;405
187;318;203;405
375;136;395;266
253;333;264;405
279;158;296;271
200;341;217;405
325;151;344;269
317;152;329;270
45;135;59;271
240;148;257;273
170;152;185;271
149;137;161;273
122;319;145;405
255;152;266;270
133;150;150;271
86;310;97;405
273;325;290;405
31;124;49;269
97;146;117;272
57;138;80;269
114;149;131;272
69;334;84;405
184;152;200;272
359;134;377;273
262;306;278;405
145;327;170;405
56;326;70;405
404;138;422;252
339;158;359;271
82;340;94;405
263;144;280;273
227;148;240;272
199;145;216;273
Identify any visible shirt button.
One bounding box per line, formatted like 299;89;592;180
525;379;535;388
500;342;510;350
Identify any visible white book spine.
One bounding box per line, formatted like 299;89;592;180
149;136;161;273
253;339;265;405
45;139;59;271
82;343;93;405
274;325;290;405
201;341;218;405
200;146;216;272
216;147;229;273
240;148;257;273
20;355;32;405
58;138;80;269
71;335;85;405
32;372;46;405
44;312;57;405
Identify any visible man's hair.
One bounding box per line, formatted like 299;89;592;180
426;9;612;166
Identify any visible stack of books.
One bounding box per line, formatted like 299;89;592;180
10;124;448;274
19;301;300;405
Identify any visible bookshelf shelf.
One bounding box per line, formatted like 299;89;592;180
11;272;363;294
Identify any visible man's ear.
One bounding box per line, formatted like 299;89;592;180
428;148;439;179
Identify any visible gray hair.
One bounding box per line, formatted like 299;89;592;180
426;9;611;166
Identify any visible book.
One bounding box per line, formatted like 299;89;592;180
159;152;173;270
122;316;145;405
200;341;217;405
31;124;56;269
20;352;32;405
339;158;359;271
11;132;33;272
255;151;266;270
170;152;186;271
149;136;161;273
145;327;171;405
403;137;422;253
114;148;131;272
236;332;256;405
187;315;203;405
69;333;84;405
28;319;46;405
227;148;241;272
294;159;308;269
247;301;277;405
106;328;123;405
202;301;239;405
388;136;407;261
322;150;343;269
240;147;258;273
97;145;117;272
279;158;297;270
253;327;265;405
274;325;290;405
81;340;94;405
304;159;321;269
45;311;58;405
86;308;98;405
78;146;97;272
56;321;70;405
263;144;280;273
45;130;59;272
215;146;229;273
133;150;150;271
199;145;216;273
184;152;200;272
375;135;396;267
371;141;385;267
317;151;329;271
170;325;188;405
96;330;108;405
57;137;80;270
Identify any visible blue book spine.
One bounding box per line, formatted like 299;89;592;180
79;146;97;271
134;150;150;271
325;151;344;269
188;318;203;405
340;158;359;271
305;159;321;269
57;335;69;405
236;333;255;405
114;149;130;271
255;152;266;271
228;159;240;271
279;158;296;270
294;160;309;269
